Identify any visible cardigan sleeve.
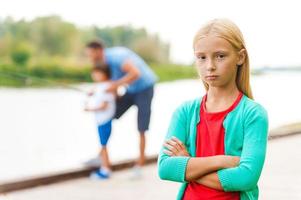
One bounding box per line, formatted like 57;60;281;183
217;104;269;191
158;103;191;183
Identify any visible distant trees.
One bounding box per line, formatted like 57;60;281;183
93;26;169;63
0;15;170;67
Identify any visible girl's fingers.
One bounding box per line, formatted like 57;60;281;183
163;149;174;156
171;136;183;145
171;137;185;149
163;138;190;157
170;137;190;156
165;140;181;152
163;142;177;153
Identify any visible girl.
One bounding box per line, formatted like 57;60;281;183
158;19;268;200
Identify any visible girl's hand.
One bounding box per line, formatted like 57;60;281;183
222;155;240;168
163;136;190;157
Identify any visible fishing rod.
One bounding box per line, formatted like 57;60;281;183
0;71;87;93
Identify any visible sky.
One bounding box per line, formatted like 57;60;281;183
1;0;301;68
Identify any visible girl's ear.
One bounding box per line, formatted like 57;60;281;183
237;49;246;66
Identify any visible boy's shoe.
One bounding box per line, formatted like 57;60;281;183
90;169;111;180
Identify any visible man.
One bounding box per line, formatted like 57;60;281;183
86;40;157;176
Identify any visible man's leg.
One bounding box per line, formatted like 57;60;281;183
134;86;154;167
138;132;146;166
115;92;134;119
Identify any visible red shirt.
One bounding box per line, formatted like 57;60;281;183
183;93;243;200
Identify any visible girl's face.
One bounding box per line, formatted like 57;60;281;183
194;35;245;89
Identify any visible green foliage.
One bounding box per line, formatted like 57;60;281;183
0;16;81;59
10;49;30;66
150;63;198;82
29;16;80;56
0;15;196;87
87;25;170;63
29;64;91;81
0;62;197;87
0;16;169;64
10;42;32;66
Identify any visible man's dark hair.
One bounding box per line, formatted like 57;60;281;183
92;63;111;78
86;40;105;49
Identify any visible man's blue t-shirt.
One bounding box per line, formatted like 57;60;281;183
104;47;157;94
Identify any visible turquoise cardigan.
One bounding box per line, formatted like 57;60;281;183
158;95;268;200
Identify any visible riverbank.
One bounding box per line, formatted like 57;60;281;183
0;63;197;87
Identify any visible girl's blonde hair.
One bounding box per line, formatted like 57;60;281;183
193;18;253;99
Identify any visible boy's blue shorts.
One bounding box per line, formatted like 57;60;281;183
97;120;112;146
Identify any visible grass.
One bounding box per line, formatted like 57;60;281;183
150;63;198;82
0;63;198;87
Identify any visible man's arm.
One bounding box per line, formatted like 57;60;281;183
107;60;140;92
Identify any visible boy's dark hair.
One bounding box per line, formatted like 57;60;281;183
92;63;111;78
86;40;105;49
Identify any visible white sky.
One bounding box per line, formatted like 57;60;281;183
1;0;301;67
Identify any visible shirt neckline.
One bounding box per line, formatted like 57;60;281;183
201;92;243;116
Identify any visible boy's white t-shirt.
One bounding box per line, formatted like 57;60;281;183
87;82;116;125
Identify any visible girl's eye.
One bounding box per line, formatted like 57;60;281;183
216;54;225;59
196;55;206;60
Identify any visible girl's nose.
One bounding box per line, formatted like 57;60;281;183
206;59;216;71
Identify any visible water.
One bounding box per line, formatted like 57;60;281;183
0;72;300;183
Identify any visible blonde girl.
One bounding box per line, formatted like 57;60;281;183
158;19;268;200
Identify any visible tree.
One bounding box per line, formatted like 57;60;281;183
93;25;170;63
10;42;32;66
29;16;80;56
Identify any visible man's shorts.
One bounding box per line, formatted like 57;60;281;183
97;120;112;146
115;86;154;132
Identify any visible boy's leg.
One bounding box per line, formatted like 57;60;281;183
100;147;110;169
98;121;112;170
90;121;113;179
134;86;154;167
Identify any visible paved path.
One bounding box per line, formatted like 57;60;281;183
2;165;178;200
260;134;301;199
3;135;301;200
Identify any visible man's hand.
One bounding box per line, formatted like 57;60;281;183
163;136;190;157
106;82;119;93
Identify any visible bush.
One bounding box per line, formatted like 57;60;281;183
10;45;31;66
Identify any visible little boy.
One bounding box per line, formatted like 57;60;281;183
84;66;115;179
